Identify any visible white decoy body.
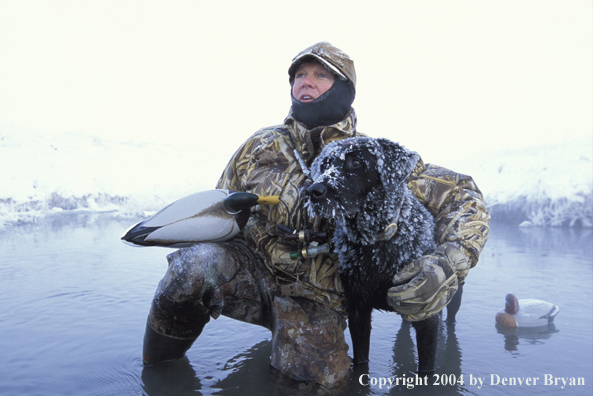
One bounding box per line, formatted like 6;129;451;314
495;293;560;328
121;189;279;248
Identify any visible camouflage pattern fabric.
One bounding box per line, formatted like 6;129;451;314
288;41;357;88
217;111;358;314
407;161;491;272
217;110;490;316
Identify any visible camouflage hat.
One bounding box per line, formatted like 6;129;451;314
288;42;356;90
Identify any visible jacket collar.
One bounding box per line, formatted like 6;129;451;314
283;108;358;165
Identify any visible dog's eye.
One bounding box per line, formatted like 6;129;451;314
351;157;363;168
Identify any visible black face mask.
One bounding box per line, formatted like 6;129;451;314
291;78;355;129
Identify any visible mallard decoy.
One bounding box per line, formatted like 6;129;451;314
495;293;560;328
121;189;280;248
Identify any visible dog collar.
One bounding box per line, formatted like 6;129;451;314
374;201;404;242
376;223;398;242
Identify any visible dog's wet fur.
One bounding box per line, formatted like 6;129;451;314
308;137;456;374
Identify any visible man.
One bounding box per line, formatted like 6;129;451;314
142;42;490;388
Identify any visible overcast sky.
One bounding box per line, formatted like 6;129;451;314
1;0;591;166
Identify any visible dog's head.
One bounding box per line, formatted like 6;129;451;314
307;137;419;222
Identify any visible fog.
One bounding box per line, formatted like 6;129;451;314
1;0;591;168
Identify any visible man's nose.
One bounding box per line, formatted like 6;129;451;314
301;75;315;88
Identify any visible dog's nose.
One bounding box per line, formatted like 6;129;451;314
307;183;327;200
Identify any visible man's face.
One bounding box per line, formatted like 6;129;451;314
291;61;335;102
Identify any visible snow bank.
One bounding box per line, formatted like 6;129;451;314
444;137;592;227
1;126;591;230
0;126;215;229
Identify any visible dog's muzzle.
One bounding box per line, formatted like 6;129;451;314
307;183;327;201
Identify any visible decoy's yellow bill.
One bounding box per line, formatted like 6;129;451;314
257;196;280;205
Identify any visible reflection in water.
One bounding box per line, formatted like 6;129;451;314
140;316;468;396
343;317;465;396
388;320;464;395
1;218;591;395
141;340;331;396
499;222;592;255
496;323;559;352
211;341;289;396
142;357;202;396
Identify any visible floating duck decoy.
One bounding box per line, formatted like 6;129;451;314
495;293;560;328
121;189;280;248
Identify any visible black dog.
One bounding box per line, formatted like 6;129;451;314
307;137;450;374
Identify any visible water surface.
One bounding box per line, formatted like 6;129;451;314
0;216;591;395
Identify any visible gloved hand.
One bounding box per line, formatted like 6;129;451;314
387;244;469;321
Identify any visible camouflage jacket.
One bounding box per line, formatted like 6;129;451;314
217;110;490;313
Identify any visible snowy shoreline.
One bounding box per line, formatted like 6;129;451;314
445;137;592;228
1;129;591;230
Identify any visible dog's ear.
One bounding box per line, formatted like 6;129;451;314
376;138;419;190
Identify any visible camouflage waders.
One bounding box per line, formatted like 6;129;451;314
144;241;352;388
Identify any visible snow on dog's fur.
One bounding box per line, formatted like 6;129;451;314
307;137;439;370
308;137;436;272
